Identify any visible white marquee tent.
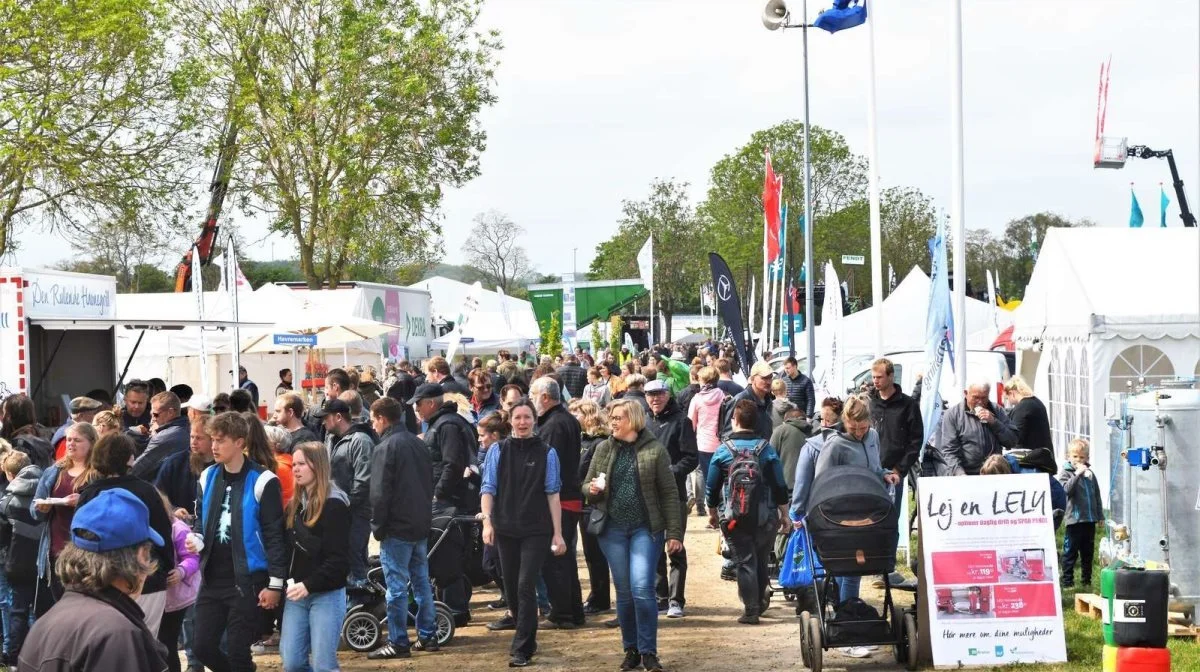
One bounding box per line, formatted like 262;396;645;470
792;266;1014;360
1012;227;1200;501
409;276;541;355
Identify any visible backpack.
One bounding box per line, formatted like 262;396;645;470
720;439;769;530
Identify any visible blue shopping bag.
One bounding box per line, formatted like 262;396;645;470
778;526;820;589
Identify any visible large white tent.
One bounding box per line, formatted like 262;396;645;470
1012;227;1200;502
410;276;541;355
791;266;1013;359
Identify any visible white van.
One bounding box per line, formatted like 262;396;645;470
846;350;1014;407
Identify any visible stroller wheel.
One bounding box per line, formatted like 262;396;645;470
891;602;905;664
434;601;457;646
903;611;918;671
799;611;812;668
341;610;382;653
806;614;822;672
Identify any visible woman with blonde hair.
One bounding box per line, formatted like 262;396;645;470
584;398;681;672
91;410;121;438
31;422;98;614
1003;375;1052;452
571;399;612;614
279;441;350;672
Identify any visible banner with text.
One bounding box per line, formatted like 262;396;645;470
918;474;1067;667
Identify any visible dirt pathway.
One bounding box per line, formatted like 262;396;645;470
251;522;916;671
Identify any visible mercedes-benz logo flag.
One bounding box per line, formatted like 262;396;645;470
708;252;753;373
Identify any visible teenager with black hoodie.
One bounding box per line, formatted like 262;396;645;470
191;412;288;672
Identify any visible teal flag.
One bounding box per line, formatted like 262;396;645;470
1160;185;1170;227
1129;189;1144;228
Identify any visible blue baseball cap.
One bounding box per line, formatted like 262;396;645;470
71;489;164;552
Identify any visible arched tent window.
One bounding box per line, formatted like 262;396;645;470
1063;346;1077;439
1109;345;1175;393
1079;347;1091;439
1047;346;1063;451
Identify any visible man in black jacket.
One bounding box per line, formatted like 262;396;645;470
412;384;478;514
645;380;699;618
556;355;588;399
317;398;376;588
131;391;190;481
424;356;469;396
531;377;585;628
868;358;923;585
720;361;775;441
367;397;439;659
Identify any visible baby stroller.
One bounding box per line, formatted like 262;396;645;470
428;512;488;626
340;514;481;652
798;465;917;671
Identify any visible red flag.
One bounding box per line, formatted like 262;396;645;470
763;151;783;263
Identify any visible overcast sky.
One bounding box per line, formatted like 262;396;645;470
11;0;1200;277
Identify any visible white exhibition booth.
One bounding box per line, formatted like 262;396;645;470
1013;227;1200;500
409;276;541;355
116;282;433;407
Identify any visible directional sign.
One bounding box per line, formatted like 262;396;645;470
273;333;317;347
841;254;865;265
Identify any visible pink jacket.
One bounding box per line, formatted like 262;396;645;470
166;517;201;612
689;386;726;455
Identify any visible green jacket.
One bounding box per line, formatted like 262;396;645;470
585;428;683;542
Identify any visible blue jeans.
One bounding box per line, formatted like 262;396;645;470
598;524;663;655
379;537;436;647
348;514;372;586
280;588;346;672
838;576;861;604
0;566;11;656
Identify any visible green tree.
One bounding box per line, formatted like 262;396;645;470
590;178;707;341
879;186;938;286
995;212;1093;300
183;0;500;288
590;322;604;354
0;0;202;256
539;310;561;357
239;259;304;288
698;121;867;297
609;315;623;353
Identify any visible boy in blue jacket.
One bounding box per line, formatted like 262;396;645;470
1058;438;1103;588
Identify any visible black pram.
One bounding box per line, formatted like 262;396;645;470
799;465;917;671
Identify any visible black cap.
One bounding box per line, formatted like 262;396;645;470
312;398;351;419
406;382;444;406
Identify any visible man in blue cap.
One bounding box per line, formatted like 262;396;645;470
19;488;170;671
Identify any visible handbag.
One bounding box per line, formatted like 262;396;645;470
778;526;819;589
586;506;608;536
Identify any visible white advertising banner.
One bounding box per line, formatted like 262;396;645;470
918;474;1067;667
23;269;116;319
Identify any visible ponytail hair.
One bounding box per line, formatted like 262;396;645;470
841;393;872;424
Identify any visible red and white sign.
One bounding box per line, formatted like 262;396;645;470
919;474;1067;667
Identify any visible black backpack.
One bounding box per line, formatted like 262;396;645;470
720;439;769;530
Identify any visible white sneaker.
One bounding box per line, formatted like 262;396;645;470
839;646;871;658
667;602;684;618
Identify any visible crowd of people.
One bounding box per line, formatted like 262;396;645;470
0;337;1097;671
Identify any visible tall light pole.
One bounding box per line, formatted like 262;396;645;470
763;0;817;379
950;0;967;385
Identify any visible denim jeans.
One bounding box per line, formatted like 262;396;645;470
181;603;199;668
598;524;663;655
348;514;372;586
696;453;714;515
379;537;436;647
837;576;861;605
280;588;347;672
0;566;10;656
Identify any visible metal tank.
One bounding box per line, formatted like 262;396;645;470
1114;386;1200;619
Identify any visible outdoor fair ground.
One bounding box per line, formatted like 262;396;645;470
243;523;1199;672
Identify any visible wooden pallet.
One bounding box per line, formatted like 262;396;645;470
1075;593;1107;620
1074;593;1200;641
